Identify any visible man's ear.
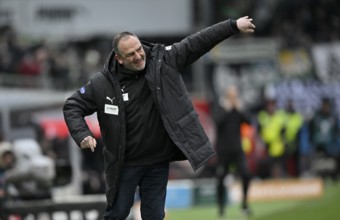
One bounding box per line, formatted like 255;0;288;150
115;54;123;65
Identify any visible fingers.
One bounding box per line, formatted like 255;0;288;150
247;22;256;33
236;16;256;33
249;20;256;29
80;136;97;152
90;138;97;152
245;21;255;32
244;16;255;29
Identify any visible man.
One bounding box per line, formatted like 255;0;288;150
309;97;339;179
257;98;287;178
214;86;252;218
63;16;255;220
283;99;303;177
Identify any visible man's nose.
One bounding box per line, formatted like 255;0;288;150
134;52;142;60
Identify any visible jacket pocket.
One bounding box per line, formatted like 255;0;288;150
177;111;209;151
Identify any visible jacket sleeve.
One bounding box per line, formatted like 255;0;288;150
165;19;238;70
63;81;97;146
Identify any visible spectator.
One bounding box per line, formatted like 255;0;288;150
257;99;287;178
49;50;70;90
309;97;339;179
5;139;55;201
0;141;16;219
309;98;337;154
17;51;42;76
79;49;101;85
283;99;304;177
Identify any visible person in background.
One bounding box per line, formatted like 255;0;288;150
309;97;339;180
257;99;287;178
0;141;16;220
283;99;303;177
4;139;55;201
309;98;337;155
214;86;253;219
63;16;255;220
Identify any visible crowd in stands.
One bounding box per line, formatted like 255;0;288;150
253;97;340;180
0;25;109;90
212;0;340;45
1;0;339;89
0;0;340;208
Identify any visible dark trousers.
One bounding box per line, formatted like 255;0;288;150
103;163;169;220
216;153;251;217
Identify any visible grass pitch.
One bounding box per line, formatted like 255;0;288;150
167;181;340;220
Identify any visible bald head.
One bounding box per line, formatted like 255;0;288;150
113;32;146;72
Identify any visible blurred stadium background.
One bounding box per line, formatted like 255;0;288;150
0;0;340;219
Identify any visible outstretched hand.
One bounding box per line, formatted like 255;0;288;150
237;16;256;33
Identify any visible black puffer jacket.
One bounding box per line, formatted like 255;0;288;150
63;19;238;205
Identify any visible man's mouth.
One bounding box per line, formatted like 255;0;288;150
135;59;144;65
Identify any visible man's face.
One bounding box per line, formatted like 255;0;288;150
115;36;146;71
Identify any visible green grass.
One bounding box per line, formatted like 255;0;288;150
167;182;340;220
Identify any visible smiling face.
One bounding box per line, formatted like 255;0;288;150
115;35;146;72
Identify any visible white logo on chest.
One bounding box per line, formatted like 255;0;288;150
104;104;119;115
106;96;115;104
